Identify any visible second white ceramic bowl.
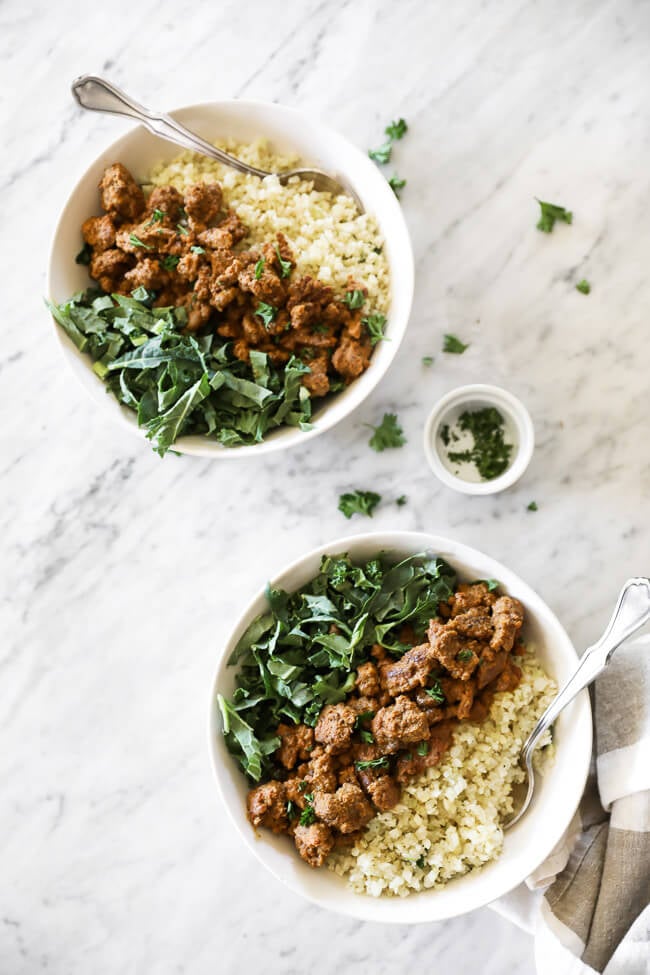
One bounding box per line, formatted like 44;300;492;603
209;530;592;923
47;100;414;458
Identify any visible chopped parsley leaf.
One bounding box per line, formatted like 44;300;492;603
443;333;468;354
440;424;451;447
388;175;406;196
536;199;573;233
417;741;429;756
385;118;408;140
299;803;316;826
362;313;387;345
576;279;591;295
360;730;374;744
128;233;153;251
312;323;329;334
527;501;538;511
176;223;189;236
396;495;407;507
190;245;206;255
255;302;277;327
254;258;265;280
338;490;381;519
368;412;406;452
344;289;366;310
355;756;389;771
425;680;445;704
275;245;292;278
457;649;474;662
286;800;297;819
354;711;375;729
422;356;434;367
161;255;180;271
368;142;392;164
148;208;165;225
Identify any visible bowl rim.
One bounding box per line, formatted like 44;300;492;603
423;384;535;495
46;98;414;459
207;529;592;923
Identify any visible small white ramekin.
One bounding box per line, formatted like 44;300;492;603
423;384;535;495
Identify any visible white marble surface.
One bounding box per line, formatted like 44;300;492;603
3;0;650;971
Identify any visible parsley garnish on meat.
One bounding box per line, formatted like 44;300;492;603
148;208;165;225
217;552;456;781
275;246;292;278
191;245;206;255
536;199;573;233
128;233;154;251
344;289;366;310
299;796;316;826
417;741;429;756
388;175;407;196
576;279;591;294
457;649;474;661
368;413;406;452
443;334;468;354
255;302;277;327
161;255;180;271
176;222;189;236
354;711;375;728
425;680;445;704
254;258;265;280
360;730;375;744
286;800;297;818
338;490;381;519
527;501;538;511
75;243;92;265
355;756;390;771
368;142;392;164
362;313;387;345
385;118;408;140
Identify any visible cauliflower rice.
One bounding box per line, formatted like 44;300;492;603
328;650;556;897
149;139;390;313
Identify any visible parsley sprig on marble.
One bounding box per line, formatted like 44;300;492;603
367;412;406;452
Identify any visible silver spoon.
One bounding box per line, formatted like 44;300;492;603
504;576;650;830
71;75;362;208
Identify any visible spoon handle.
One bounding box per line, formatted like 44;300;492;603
70;75;270;179
523;577;650;762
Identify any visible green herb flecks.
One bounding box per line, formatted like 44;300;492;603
360;730;374;744
362;313;387;345
422;356;434;367
128;233;154;251
338;490;382;519
161;255;180;271
396;495;407;507
176;222;189;236
425;680;445;704
443;334;468;354
388;175;406;196
255;303;277;328
299;795;316;826
355;756;390;771
385;118;408;140
148;208;166;225
344;289;365;310
191;245;206;255
417;741;429;756
368;412;406;452
368;142;392;164
527;501;538;511
536;199;573;233
254;258;265;280
415;854;427;869
445;407;513;481
217;551;456;781
576;279;591;295
275;246;292;279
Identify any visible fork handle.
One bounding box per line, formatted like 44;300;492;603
522;577;650;761
70;75;270;179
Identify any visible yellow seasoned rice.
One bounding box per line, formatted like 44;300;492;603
328;650;556;897
148;139;390;312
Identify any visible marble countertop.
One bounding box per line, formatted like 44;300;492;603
4;0;650;971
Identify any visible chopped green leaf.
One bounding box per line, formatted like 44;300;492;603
422;356;434;367
396;495;407;507
417;741;429;756
536;199;573;233
368;142;392;164
275;245;292;278
130;286;156;306
148;208;166;225
128;233;154;251
415;854;426;869
385;118;408;140
255;302;277;327
299;804;316;826
388;175;406;196
286;800;297;818
362;313;388;346
360;730;374;744
368;412;406;452
161;255;180;271
443;334;468;354
344;289;366;310
425;680;445;704
338;490;381;519
457;649;474;662
354;711;375;729
75;243;92;265
191;245;206;255
527;501;538;511
355;756;390;771
576;279;591;295
255;258;265;280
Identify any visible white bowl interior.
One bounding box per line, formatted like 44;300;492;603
209;531;592;923
47;101;414;458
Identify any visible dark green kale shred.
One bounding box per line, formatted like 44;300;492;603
46;289;313;455
217;552;457;782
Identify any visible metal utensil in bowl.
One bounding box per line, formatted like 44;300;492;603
504;576;650;829
71;75;362;207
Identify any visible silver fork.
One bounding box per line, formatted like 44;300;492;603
504;576;650;830
71;75;362;208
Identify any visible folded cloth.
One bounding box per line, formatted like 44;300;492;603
490;634;650;974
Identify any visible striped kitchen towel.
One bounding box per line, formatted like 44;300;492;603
491;634;650;974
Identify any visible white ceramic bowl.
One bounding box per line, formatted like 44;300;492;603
209;530;592;923
423;384;535;495
47;101;414;458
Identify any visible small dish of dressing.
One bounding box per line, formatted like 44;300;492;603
423;384;534;495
